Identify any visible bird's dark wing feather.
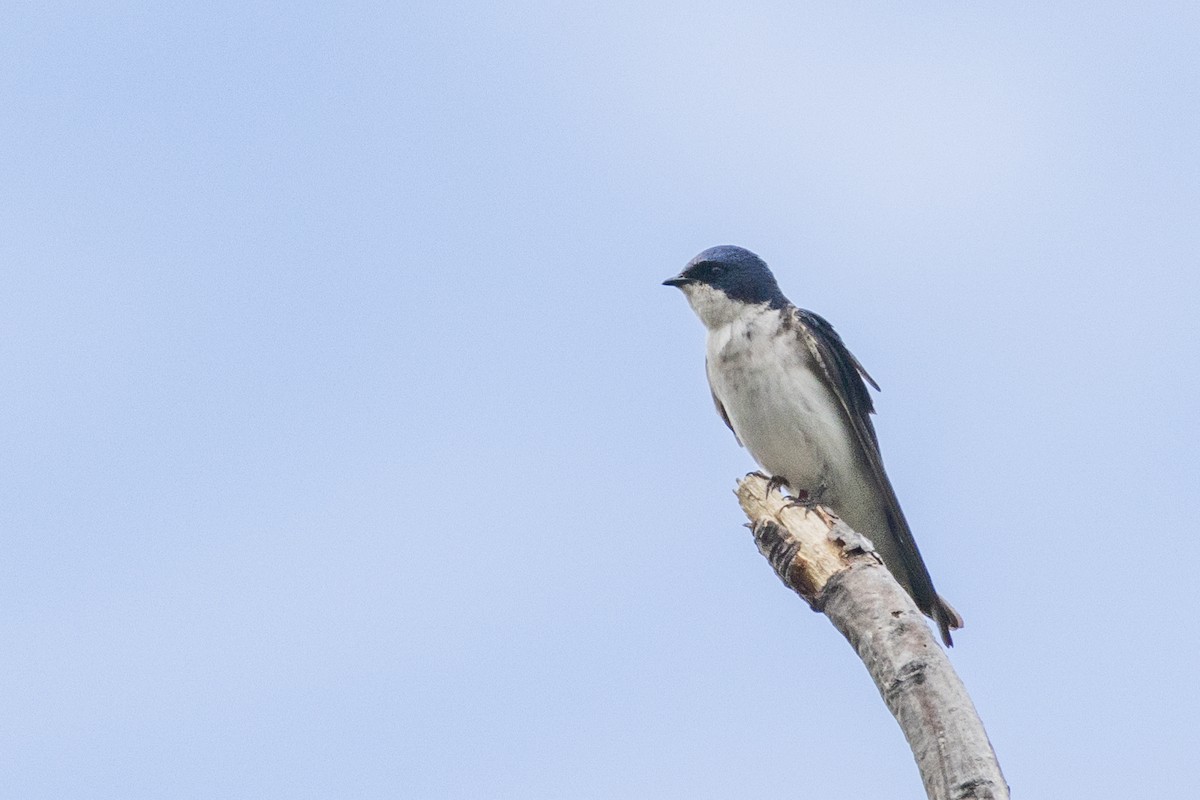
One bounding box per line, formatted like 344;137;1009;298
706;359;742;446
791;307;960;645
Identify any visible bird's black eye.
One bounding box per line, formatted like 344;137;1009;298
681;260;727;284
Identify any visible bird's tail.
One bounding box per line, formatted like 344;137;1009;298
933;594;965;648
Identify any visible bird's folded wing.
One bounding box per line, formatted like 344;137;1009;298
789;307;942;619
706;368;742;447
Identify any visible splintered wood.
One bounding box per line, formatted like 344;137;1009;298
736;472;880;607
732;473;1009;800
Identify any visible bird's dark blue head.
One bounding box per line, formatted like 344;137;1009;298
663;245;788;308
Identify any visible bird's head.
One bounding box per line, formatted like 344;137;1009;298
663;245;787;328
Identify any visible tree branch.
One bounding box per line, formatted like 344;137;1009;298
736;473;1009;800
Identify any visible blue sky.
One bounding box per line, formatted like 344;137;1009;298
3;2;1198;797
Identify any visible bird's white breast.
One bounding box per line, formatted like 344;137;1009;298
705;307;859;498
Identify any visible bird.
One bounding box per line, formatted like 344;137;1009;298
664;245;963;646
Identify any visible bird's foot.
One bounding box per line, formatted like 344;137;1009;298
747;472;790;497
765;474;790;497
782;483;828;512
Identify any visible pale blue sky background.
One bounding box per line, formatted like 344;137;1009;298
3;2;1199;798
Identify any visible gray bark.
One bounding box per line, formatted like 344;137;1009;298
736;473;1009;800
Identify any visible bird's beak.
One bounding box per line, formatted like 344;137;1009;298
662;274;691;288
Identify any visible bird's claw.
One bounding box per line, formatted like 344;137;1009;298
781;483;828;513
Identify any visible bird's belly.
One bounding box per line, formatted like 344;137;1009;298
710;337;858;496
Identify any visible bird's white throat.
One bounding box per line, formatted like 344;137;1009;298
680;283;773;330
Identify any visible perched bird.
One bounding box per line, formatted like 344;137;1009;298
664;245;963;646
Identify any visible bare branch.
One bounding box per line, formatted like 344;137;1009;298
736;473;1009;800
